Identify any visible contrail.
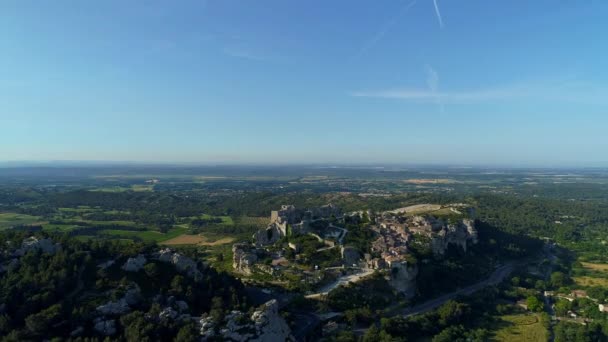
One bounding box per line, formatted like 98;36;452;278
353;0;417;59
433;0;444;28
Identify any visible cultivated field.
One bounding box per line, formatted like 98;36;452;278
574;276;608;287
581;261;608;272
0;213;42;229
161;234;235;246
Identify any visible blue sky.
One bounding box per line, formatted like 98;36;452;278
1;1;607;166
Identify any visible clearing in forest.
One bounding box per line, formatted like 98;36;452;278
491;313;547;342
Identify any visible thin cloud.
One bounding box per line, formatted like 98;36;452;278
351;80;608;104
425;65;439;93
433;0;444;28
425;64;444;112
223;45;278;62
354;0;417;58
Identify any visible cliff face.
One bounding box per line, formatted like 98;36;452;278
431;219;477;257
250;299;293;342
387;261;418;298
232;243;258;275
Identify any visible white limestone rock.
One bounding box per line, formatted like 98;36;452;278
159;307;178;320
15;237;59;256
121;254;146;272
97;284;140;315
431;219;478;257
199;315;217;339
157;248;202;280
250;299;293;342
198;300;293;342
232;243;258;275
96;299;130;315
387;260;419;298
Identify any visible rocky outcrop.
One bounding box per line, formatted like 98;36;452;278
232;243;258;275
253;223;285;247
96;284;141;315
198;299;293;341
93;318;116;336
250;299;293;342
15;237;59;256
431;219;478;257
121;254;146;272
96;299;130;315
387;260;418;298
157;248;202;281
159;306;178;320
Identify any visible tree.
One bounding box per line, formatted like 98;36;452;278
551;272;568;288
526;296;544;312
432;325;466;342
210;296;225;322
175;323;199;342
25;304;62;335
144;263;159;278
437;300;469;326
511;276;521;287
555;300;571;317
120;311;155;342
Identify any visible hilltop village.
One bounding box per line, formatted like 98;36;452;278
232;203;479;298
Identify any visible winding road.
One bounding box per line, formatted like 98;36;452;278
388;263;515;318
305;268;376;299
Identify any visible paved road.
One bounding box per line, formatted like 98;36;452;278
393;263;515;318
305;268;376;299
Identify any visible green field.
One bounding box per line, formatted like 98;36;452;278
491;314;547;342
101;227;188;242
58;206;98;213
42;223;80;232
200;214;234;226
0;213;41;229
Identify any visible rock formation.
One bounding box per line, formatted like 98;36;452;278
121;254;146;272
431;219;478;256
96;284;141;315
198;299;294;341
15;236;59;256
232;243;258;275
157;248;202;281
93;318;116;336
386;260;419;298
250;299;293;342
